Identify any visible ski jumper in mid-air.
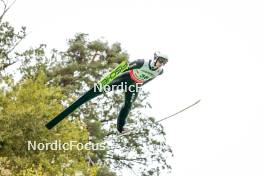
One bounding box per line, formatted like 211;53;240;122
45;51;168;133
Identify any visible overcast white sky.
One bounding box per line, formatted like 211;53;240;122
5;0;264;175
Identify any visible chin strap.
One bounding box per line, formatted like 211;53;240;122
150;59;157;69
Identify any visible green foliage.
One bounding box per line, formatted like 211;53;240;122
96;166;116;176
0;71;97;175
0;20;26;72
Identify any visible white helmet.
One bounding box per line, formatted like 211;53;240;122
153;51;168;65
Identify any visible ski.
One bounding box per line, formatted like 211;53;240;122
98;61;128;88
117;99;201;137
156;99;201;123
45;61;128;129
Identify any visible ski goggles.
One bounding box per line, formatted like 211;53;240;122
157;57;168;65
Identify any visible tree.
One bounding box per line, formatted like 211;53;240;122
0;0;26;73
0;71;99;175
0;2;107;175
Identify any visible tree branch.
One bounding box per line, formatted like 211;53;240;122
6;30;27;55
1;60;16;70
104;155;147;165
0;0;16;22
